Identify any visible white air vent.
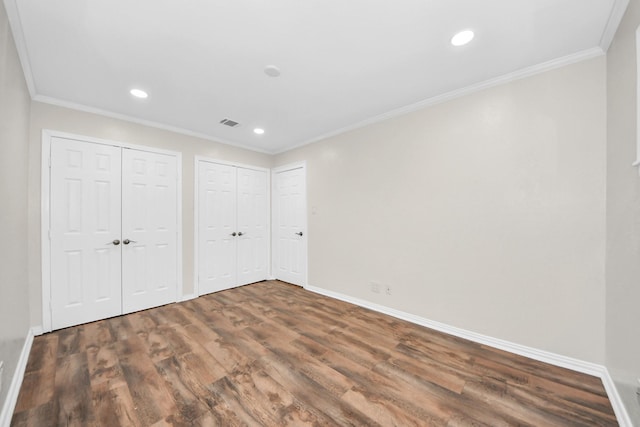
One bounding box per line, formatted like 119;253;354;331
220;118;240;128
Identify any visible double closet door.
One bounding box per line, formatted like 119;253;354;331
49;136;179;330
197;160;268;295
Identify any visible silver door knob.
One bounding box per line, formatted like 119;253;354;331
296;232;303;236
231;232;237;237
238;232;244;236
123;239;137;245
109;239;121;245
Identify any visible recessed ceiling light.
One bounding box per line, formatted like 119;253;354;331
264;65;281;77
451;30;474;46
130;88;148;99
253;128;265;135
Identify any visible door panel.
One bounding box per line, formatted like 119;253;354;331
236;168;268;286
273;166;307;286
50;137;122;330
122;149;178;313
198;162;237;294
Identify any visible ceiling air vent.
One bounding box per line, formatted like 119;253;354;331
220;118;240;128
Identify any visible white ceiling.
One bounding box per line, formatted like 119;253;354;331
5;0;628;154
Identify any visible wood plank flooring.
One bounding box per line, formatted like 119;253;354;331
11;280;618;426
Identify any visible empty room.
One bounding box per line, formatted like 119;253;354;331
1;0;640;425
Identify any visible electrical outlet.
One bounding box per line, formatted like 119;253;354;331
370;282;380;294
385;285;392;295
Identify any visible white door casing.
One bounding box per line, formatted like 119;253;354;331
272;163;307;287
43;130;182;332
50;137;123;330
121;148;178;314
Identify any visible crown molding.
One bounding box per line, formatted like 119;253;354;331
600;0;630;51
276;47;605;154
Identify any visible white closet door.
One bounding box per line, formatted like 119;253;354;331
198;162;237;295
50;137;122;330
121;148;178;313
236;167;268;286
273;165;307;287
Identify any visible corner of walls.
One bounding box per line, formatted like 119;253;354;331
605;0;640;424
0;0;34;422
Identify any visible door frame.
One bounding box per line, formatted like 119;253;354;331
41;129;183;333
271;161;308;287
193;156;271;297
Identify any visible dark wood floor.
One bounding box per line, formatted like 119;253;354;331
12;280;617;426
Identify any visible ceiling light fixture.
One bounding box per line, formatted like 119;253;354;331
264;65;281;77
130;88;148;98
451;30;474;46
253;128;265;135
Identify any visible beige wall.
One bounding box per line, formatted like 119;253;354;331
606;0;640;421
27;102;272;327
275;57;608;363
0;0;31;408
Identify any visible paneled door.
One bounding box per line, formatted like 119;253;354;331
197;162;237;294
272;164;307;287
236;167;269;286
50;137;123;330
197;160;268;295
121;148;178;314
49;136;179;330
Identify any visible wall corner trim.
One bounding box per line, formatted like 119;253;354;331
600;0;630;51
304;285;632;426
2;0;37;98
0;327;35;427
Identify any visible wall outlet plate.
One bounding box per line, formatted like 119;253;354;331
370;282;380;294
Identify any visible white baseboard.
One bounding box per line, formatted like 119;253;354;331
180;293;197;302
600;370;634;427
0;327;35;427
304;285;632;426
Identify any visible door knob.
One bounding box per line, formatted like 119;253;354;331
238;232;244;236
123;239;137;245
296;232;303;236
231;232;237;237
109;239;121;246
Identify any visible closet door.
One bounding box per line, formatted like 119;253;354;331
236;167;268;286
50;137;122;330
121;149;179;314
48;135;181;331
198;162;237;294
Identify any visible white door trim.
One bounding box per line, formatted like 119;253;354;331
193;156;271;297
41;129;183;333
271;161;308;287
